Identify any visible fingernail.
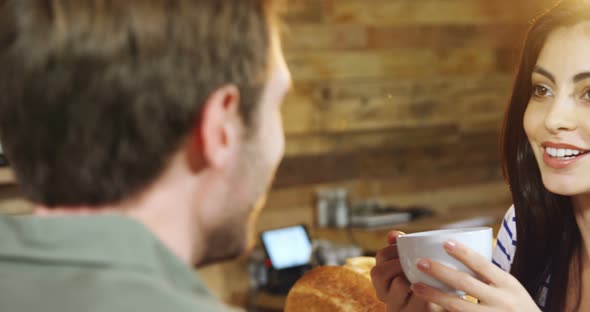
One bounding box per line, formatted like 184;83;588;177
412;283;426;294
444;240;457;252
417;258;431;270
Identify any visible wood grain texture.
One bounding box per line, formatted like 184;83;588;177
286;48;498;81
0;168;15;186
281;74;512;137
276;130;502;188
284;125;459;156
284;24;527;51
327;0;552;26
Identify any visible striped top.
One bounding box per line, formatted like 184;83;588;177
492;206;549;310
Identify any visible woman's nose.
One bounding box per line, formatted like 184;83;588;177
544;95;577;133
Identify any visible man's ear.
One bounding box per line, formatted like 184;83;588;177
187;85;241;172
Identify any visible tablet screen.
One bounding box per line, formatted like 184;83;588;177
261;225;312;270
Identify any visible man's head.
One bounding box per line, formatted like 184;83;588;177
0;0;290;266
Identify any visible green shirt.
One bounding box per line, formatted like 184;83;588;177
0;214;231;312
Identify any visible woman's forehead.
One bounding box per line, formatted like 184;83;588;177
536;22;590;79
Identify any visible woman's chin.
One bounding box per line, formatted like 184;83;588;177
542;176;587;197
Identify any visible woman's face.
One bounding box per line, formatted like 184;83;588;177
524;22;590;196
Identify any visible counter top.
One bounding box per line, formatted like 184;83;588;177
312;206;506;252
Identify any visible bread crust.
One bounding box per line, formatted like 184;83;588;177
285;264;386;312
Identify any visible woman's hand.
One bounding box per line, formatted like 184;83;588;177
371;231;442;312
410;240;540;312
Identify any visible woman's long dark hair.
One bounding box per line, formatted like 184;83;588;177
501;1;590;310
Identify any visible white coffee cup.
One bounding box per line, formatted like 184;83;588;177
397;227;493;295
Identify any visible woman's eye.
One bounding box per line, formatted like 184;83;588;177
582;89;590;102
532;85;553;97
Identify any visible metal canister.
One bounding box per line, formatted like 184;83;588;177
315;190;332;228
333;189;349;228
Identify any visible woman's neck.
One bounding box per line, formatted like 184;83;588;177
573;194;590;232
565;196;590;311
573;195;590;266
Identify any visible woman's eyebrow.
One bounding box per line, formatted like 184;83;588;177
573;72;590;83
533;66;556;84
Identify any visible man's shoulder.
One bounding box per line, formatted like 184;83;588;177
80;268;231;312
0;263;230;312
0;214;236;312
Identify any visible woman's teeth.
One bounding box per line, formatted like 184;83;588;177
545;147;585;160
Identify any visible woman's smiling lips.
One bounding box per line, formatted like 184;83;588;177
542;142;590;169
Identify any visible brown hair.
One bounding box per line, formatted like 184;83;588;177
0;0;281;206
501;0;590;310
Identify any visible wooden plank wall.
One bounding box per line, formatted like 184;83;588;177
258;0;557;234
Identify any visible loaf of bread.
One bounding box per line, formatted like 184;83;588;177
285;257;386;312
